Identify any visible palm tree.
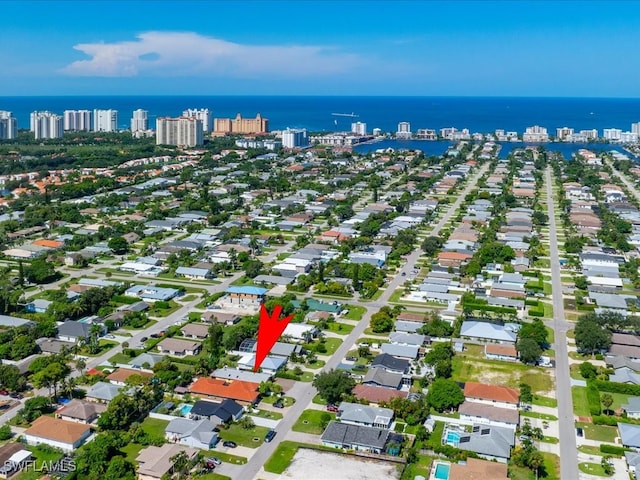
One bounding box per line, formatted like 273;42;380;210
75;358;86;375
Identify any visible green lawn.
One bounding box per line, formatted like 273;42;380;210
572;386;590;417
250;409;283;420
578;462;609;477
322;337;342;355
141;417;169;438
218;423;270;448
312;394;327;405
509;452;560;480
16;446;63;480
601;391;630;412
78;340;118;357
576;422;619;443
264;441;306;474
207;451;247;465
292;409;335;435
324;322;354;335
108;352;132;365
342;305;366;321
121;443;144;463
521;411;558;421
532;395;558;408
452;356;553;393
261;396;295;407
193;474;232;480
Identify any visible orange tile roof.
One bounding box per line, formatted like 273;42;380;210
438;251;473;260
464;382;519;404
24;416;90;444
32;239;64;248
189;377;259;403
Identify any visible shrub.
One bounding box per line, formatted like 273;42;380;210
600;444;629;455
586;384;601;416
593;380;640;396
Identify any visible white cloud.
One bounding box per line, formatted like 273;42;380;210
61;31;364;78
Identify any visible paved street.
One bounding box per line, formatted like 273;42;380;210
545;165;579;480
237;162;491;480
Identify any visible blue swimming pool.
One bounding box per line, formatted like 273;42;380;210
434;463;450;480
180;404;192;416
445;431;461;446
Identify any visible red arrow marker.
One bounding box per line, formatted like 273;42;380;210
254;304;294;372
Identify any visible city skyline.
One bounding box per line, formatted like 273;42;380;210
3;1;640;97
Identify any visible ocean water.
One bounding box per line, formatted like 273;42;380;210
1;96;640;134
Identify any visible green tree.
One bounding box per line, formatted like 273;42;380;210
518;318;548;349
0;364;24;391
370;307;394;333
579;362;598;380
421;236;443;256
25;258;57;284
519;383;533;405
575;316;612;355
108;236;129;255
516;337;543;365
425;378;464;412
312;369;355;404
0;424;12;441
601;393;614;415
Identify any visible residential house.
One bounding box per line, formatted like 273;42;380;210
225;286;267;305
106;368;153;386
380;343;419;360
129;353;164;369
23;416;91;453
24;299;52;314
619;422;640;450
189;399;244;425
0;443;32;479
352;385;409;404
337;402;394;429
458;401;519;429
447;457;509;480
237;354;286;375
84;381;122;403
175;266;213;280
124;285;180;302
157;338;202;357
362;369;404;390
180;323;209;340
460;321;518;343
56;399;106;424
201;311;240;325
321;421;391;454
443;424;515;462
188;377;260;406
57;321;91;344
464;382;520;410
370;354;410;374
625;451;640;478
136;444;199;480
212;367;271;384
165;418;218;449
484;344;518;362
623;397;640;419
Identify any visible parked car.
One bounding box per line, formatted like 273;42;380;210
326;404;339;413
345;356;357;361
207;457;222;466
0;390;8;396
150;334;159;339
273;400;285;409
140;336;148;342
264;430;276;443
222;441;237;448
577;427;584;437
9;393;23;399
104;334;116;339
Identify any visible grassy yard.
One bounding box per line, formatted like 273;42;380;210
342;305;366;321
264;441;301;474
572;386;590;417
601;391;630;412
218;423;270;448
324;322;354;335
16;446;64;480
576;422;619;443
578;462;609;477
121;443;144;463
141;417;169;438
193;474;232;480
532;395;558;408
261;396;295;407
509;452;560;480
320;337;342;356
78;340;118;357
108;352;132;365
208;451;247;465
250;409;283;420
451;356;553;393
312;394;327;405
292;409;335;435
521;411;558;421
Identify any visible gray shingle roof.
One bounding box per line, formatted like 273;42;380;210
321;421;389;450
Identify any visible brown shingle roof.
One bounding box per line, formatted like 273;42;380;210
449;457;509;480
485;344;518;358
353;385;409;404
106;368;153;384
458;401;519;424
463;382;519;404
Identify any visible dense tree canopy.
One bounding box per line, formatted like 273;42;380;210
312;369;355;404
426;378;464;412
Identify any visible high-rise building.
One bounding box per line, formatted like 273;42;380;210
351;122;367;135
30;111;64;139
0;111;17;140
131;109;149;132
63;110;91;131
603;128;622;141
523;125;549;142
156;117;203;147
93;109;118;132
631;122;640;135
282;128;309;148
397;122;411;139
213;113;268;135
182;108;211;133
556;127;574;141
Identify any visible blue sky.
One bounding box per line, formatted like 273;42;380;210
3;0;640;96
